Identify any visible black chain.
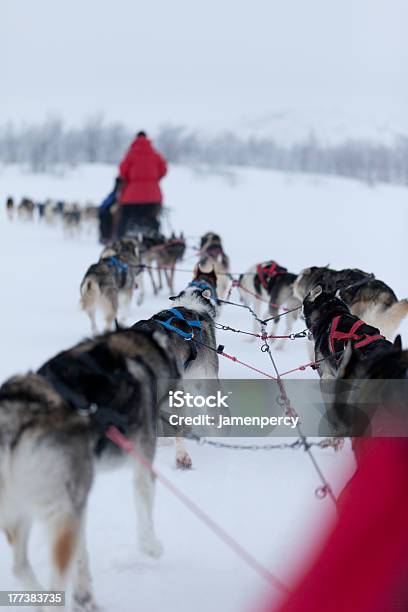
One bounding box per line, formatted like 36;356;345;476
192;436;341;452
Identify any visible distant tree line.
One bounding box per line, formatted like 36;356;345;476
1;116;407;186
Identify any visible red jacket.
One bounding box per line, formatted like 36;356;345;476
118;135;167;205
267;439;408;612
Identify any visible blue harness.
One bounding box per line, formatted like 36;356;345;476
106;256;128;272
105;256;129;288
188;280;218;301
155;307;202;340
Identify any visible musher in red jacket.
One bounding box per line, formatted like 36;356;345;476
116;131;167;238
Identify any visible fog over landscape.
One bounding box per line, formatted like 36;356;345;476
2;0;408;140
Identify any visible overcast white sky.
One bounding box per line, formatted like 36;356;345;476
2;0;408;133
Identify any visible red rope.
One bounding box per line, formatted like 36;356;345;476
237;283;293;311
105;426;290;595
279;361;318;377
219;350;277;379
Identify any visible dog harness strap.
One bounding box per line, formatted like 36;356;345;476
329;315;384;354
107;256;128;271
256;261;287;290
354;334;384;349
154;307;202;340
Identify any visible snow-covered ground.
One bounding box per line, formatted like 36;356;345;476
0;163;407;611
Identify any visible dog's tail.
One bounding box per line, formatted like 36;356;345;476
365;299;408;341
80;275;100;310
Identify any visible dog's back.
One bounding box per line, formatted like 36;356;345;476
296;266;408;340
0;326;180;603
303;288;393;378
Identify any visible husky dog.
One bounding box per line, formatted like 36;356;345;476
139;232;186;299
154;233;186;294
0;326;180;611
5;196;14;220
134;266;220;381
294;266;408;340
17;198;35;221
134;268;221;444
133;265;222;453
80;238;143;334
135;231;167;299
63;203;82;237
238;261;301;347
332;333;408;441
303;285;393;379
198;232;230;299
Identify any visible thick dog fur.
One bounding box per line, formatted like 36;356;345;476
133;266;221;454
302;286;406;446
145;266;220;380
303;286;395;379
197;232;230;299
238;262;301;347
139;232;186;298
80;237;143;334
332;334;408;441
294;266;408;340
17;198;35;221
0;326;181;611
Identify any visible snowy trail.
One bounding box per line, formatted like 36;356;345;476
0;163;407;611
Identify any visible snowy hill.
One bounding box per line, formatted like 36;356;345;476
227;105;408;147
0;163;407;611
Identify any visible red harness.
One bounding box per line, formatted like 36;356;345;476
329;315;384;356
256;261;287;290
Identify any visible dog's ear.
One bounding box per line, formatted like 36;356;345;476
393;334;403;351
202;289;212;300
309;285;323;302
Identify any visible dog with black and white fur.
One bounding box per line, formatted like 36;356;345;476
332;331;408;443
133;265;222;452
5;196;14;220
294;266;408;341
80;237;143;334
0;324;181;611
138;232;186;299
238;260;301;347
197;232;230;299
302;285;395;380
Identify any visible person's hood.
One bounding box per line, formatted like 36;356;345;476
131;135;153;151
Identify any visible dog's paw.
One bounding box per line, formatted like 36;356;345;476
72;591;100;612
176;452;192;470
138;535;164;559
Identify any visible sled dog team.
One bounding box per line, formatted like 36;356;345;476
6;196;99;236
1;229;407;610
